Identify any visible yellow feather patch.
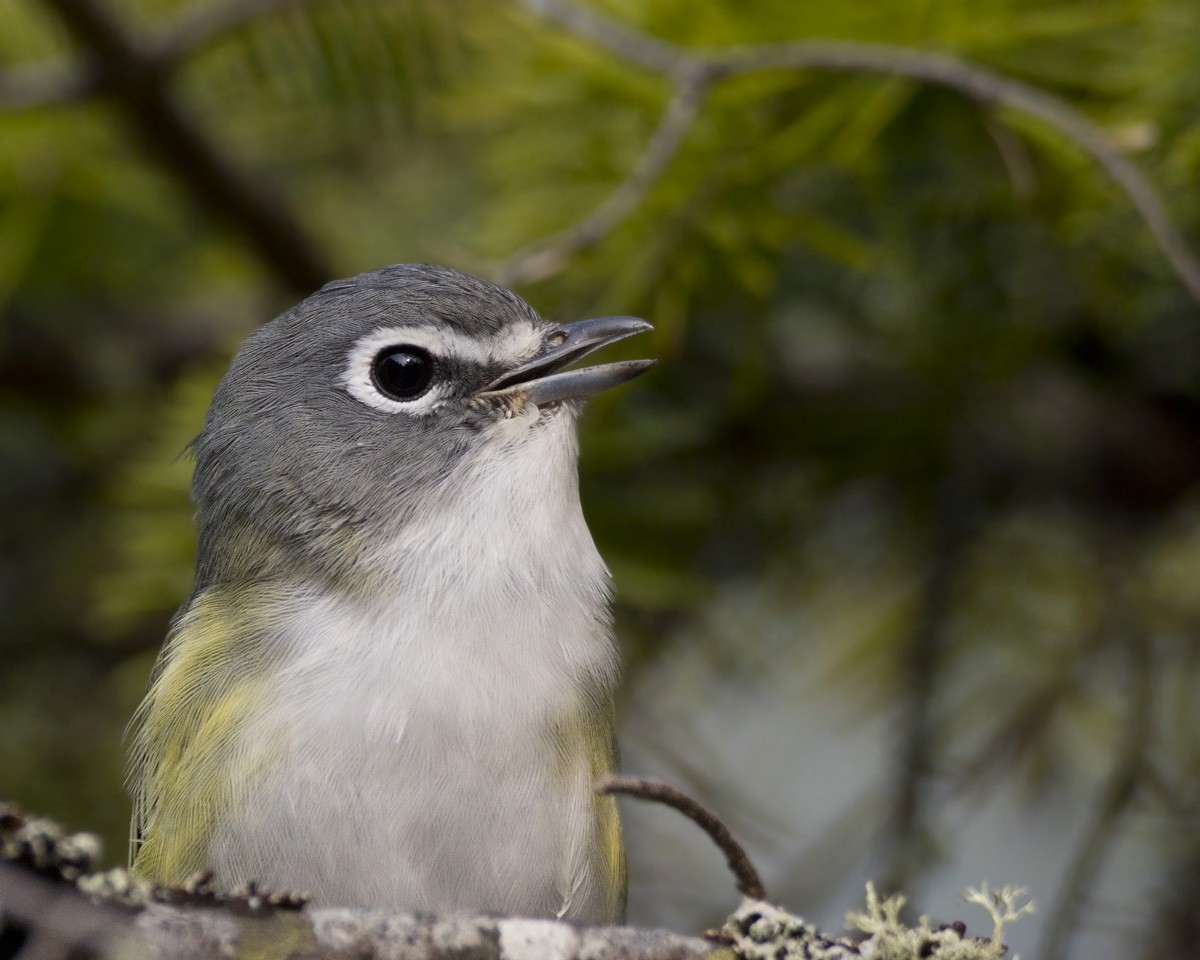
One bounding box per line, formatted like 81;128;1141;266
553;702;627;921
128;587;278;884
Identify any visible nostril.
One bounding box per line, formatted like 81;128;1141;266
546;330;568;347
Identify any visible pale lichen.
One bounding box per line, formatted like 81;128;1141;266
961;883;1035;951
1;800;102;883
721;882;1035;960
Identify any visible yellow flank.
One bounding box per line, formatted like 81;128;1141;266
128;588;274;885
556;701;627;921
587;718;627;920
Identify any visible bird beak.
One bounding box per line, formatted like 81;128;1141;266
479;316;655;405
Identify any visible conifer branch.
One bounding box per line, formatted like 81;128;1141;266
514;0;1200;306
495;67;708;287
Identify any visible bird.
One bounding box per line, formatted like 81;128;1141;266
126;264;654;923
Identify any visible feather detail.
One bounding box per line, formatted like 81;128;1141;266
127;587;279;884
553;701;626;923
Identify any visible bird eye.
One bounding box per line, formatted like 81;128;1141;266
371;346;434;401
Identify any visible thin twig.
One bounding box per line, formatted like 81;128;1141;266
517;0;682;74
515;0;1200;306
596;774;767;901
494;66;708;287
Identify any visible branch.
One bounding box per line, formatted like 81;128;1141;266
596;775;766;901
495;67;708;287
517;0;682;74
149;903;716;960
514;0;1200;306
36;0;333;296
0;864;716;960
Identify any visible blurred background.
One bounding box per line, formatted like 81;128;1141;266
2;0;1200;957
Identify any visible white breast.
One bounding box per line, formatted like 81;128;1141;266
208;408;619;916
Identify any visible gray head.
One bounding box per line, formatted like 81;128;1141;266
191;264;652;590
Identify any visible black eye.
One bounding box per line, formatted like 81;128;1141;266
371;346;434;401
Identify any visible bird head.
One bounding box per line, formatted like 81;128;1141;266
189;264;654;588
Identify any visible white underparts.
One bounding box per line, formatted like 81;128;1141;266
207;408;619;920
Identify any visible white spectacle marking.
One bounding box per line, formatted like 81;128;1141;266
342;322;541;414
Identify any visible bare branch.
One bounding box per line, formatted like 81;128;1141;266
0;864;718;960
706;40;1200;306
514;2;1200;306
596;774;767;901
494;68;707;287
516;0;682;74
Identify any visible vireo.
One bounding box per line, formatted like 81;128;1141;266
127;264;653;923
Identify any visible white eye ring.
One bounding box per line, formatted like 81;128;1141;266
342;321;546;414
343;327;452;414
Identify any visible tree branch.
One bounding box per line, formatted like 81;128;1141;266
516;0;682;74
0;863;716;960
514;0;1200;306
36;0;332;296
494;67;708;287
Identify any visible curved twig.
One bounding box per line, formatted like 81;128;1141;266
495;67;708;287
515;0;1200;306
518;0;682;74
596;774;767;901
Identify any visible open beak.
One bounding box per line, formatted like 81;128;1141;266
479;316;655;406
